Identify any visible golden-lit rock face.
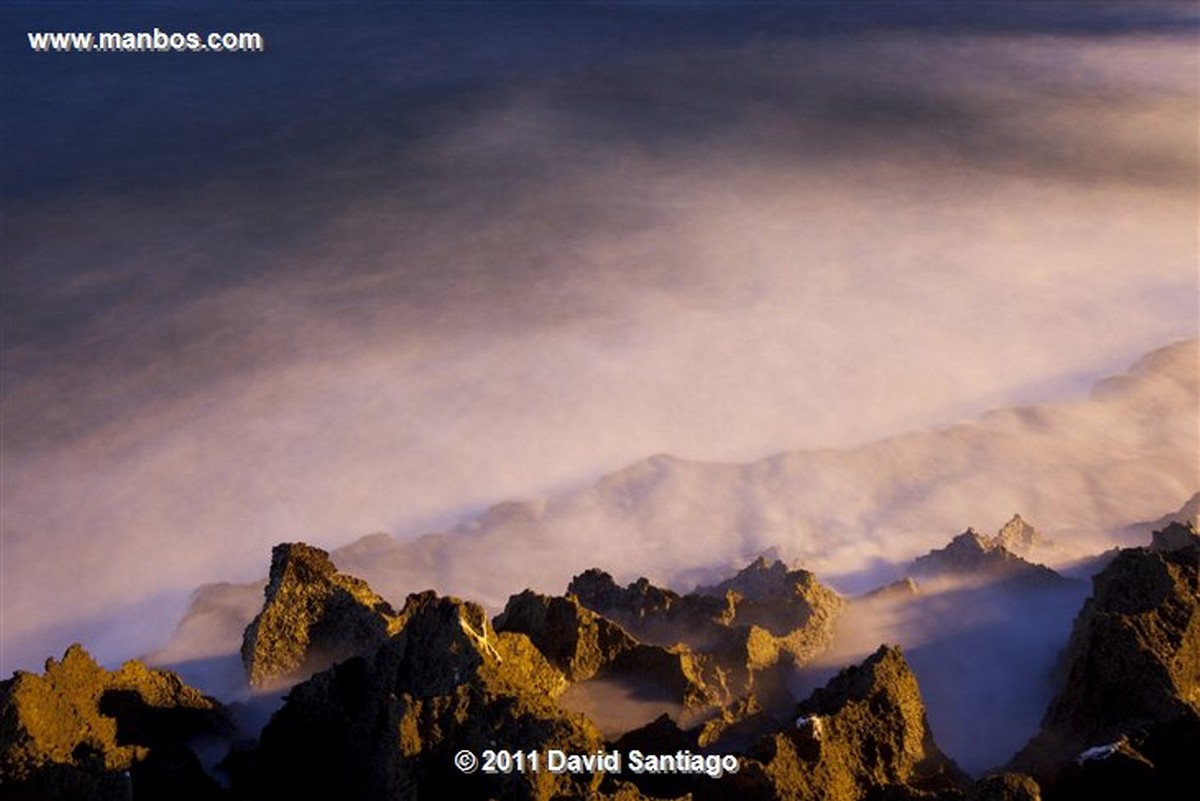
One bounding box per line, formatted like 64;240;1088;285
240;541;405;688
565;559;844;710
0;644;227;800
247;591;604;801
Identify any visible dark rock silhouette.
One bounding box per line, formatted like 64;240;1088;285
495;586;771;717
240;542;403;687
1151;520;1199;553
0;644;229;801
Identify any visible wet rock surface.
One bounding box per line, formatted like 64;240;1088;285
0;644;229;801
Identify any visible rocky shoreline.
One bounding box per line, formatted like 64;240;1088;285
3;520;1196;800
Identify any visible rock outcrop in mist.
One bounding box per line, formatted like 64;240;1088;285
240;542;403;688
235;564;963;801
909;522;1065;587
154;340;1197;705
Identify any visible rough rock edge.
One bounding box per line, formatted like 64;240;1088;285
0;644;228;799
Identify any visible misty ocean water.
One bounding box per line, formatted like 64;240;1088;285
3;0;1198;775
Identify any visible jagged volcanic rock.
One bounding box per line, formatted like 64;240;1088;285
1010;530;1199;797
570;560;841;669
495;587;732;727
243;591;602;801
493;589;641;682
705;645;965;801
565;560;843;720
240;542;403;687
0;644;229;801
910;524;1064;586
696;557;844;646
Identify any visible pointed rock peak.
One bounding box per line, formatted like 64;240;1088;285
567;569;682;620
861;577;920;600
567;568;624;605
801;644;917;711
955;527;997;552
241;541;401;688
730;643;965;799
42;641;104;682
996;514;1040;556
270;540;335;576
389;591;510;675
249;589;598;801
56;641;97;667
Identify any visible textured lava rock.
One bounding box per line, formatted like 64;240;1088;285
244;591;602;801
0;645;229;801
240;542;403;687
